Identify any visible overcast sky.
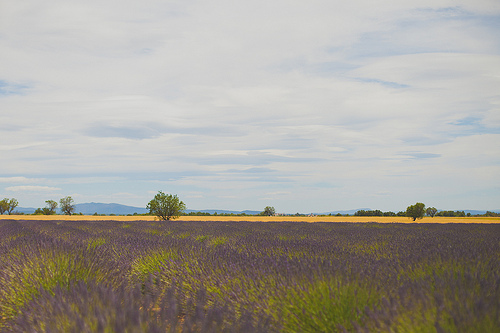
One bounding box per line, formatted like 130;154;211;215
1;0;500;213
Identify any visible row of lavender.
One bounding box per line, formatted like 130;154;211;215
0;220;499;332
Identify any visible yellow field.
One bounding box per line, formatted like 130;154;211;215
0;215;499;223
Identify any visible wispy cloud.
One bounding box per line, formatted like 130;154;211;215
399;152;442;159
6;186;61;192
1;0;499;211
0;177;43;183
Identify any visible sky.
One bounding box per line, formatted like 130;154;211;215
1;0;500;213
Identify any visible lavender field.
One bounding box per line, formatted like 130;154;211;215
0;220;499;332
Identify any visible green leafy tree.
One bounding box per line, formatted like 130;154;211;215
0;198;9;215
406;202;426;221
60;196;75;215
426;207;437;217
147;191;186;221
1;198;19;215
45;200;58;215
261;206;276;216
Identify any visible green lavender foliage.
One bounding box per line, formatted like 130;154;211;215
0;219;499;332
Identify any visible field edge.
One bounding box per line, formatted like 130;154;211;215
0;215;499;223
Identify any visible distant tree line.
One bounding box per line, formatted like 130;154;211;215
436;210;468;217
433;210;499;217
483;211;500;217
33;196;75;215
354;210;406;217
186;211;212;216
2;194;499;219
185;211;252;216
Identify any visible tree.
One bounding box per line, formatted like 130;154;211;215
45;200;58;215
355;210;384;217
9;199;19;214
147;191;186;221
0;198;9;215
34;200;58;215
60;196;75;215
426;207;437;217
1;198;19;215
261;206;276;216
406;202;426;221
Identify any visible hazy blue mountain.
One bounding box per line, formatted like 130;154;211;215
14;207;37;214
439;209;500;215
10;204;500;216
74;203;148;215
318;208;500;215
6;203;148;215
185;209;261;215
74;204;262;215
319;208;372;215
72;203;263;215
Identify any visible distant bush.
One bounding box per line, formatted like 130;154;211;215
436;210;466;217
187;212;212;216
354;210;397;217
484;211;500;217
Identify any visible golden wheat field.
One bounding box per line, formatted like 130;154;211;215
0;215;499;223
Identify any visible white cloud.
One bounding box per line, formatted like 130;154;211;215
5;186;61;192
0;177;43;183
1;0;499;211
